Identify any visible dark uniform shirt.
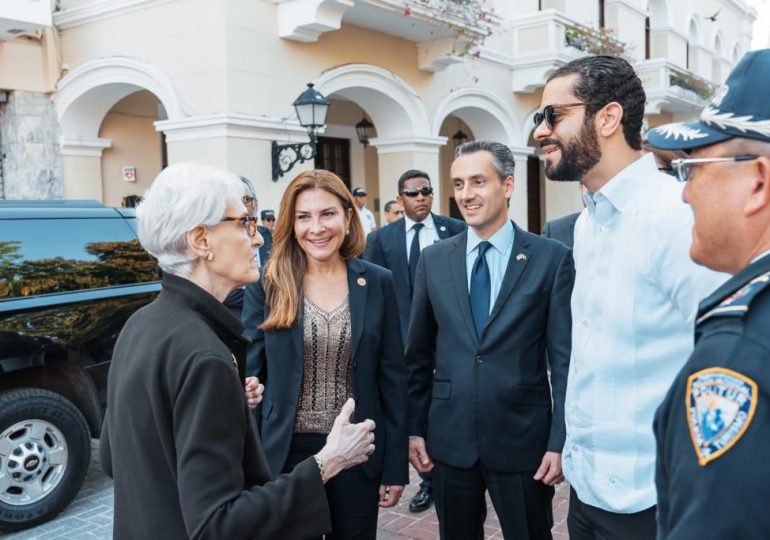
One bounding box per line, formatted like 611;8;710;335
654;253;770;539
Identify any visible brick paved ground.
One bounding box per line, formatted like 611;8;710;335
4;441;570;539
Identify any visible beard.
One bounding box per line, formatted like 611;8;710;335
542;116;602;182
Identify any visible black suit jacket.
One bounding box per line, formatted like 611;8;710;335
406;222;573;472
363;213;466;343
541;212;580;248
242;258;409;485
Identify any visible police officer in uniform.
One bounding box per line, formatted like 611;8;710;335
647;48;770;538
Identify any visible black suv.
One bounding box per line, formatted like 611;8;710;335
0;200;161;531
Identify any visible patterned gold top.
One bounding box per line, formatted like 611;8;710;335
294;295;353;434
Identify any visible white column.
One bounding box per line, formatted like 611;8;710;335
369;136;447;224
60;137;112;200
509;146;533;229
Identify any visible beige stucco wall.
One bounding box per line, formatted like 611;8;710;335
0;29;60;92
45;0;756;228
99;91;163;206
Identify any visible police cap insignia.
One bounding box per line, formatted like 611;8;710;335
687;368;758;466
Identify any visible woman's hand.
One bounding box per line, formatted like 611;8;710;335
243;376;264;409
378;485;404;508
315;399;376;482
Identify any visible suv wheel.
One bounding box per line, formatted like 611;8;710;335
0;389;91;532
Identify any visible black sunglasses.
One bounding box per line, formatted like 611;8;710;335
533;103;586;130
401;186;434;198
220;215;259;237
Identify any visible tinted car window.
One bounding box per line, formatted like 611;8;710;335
0;218;160;299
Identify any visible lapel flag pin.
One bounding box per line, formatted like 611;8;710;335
516;253;527;261
357;277;367;287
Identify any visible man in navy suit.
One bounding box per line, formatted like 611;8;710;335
542;212;579;248
364;169;465;512
407;141;573;539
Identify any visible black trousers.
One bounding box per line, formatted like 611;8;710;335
567;487;656;540
432;458;554;540
284;433;380;540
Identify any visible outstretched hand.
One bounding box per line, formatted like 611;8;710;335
316;399;376;482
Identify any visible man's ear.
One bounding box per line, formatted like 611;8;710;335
597;102;624;139
745;156;770;217
186;225;210;259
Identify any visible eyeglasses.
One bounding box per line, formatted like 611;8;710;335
533;103;586;130
242;195;257;214
220;215;259;237
401;186;434;197
670;155;759;182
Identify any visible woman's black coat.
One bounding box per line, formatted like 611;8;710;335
101;274;331;539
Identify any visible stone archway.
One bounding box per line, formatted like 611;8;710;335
53;57;186;200
313;64;442;221
432;89;526;219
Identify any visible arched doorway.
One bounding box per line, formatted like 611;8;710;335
314;64;438;225
54;57;185;202
432;89;526;224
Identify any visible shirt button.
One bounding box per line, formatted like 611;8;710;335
572;444;578;451
582;320;589;327
609;476;617;484
475;355;484;364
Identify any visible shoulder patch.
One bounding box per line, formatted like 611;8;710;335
687;367;758;466
697;270;770;325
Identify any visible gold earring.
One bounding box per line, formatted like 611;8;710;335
206;252;214;262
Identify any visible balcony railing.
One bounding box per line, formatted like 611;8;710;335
638;59;715;114
510;9;626;94
272;0;498;71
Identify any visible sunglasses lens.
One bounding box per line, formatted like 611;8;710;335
534;107;555;128
403;187;433;197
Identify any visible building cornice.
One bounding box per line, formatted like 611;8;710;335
475;47;515;69
604;0;647;19
369;136;447;154
155;114;309;143
60;137;112;157
54;0;177;30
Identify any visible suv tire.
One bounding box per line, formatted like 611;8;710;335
0;388;91;532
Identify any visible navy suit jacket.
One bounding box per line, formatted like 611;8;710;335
406;222;573;472
542;212;580;248
363;213;466;344
242;258;409;485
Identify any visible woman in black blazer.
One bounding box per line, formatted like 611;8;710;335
243;170;408;540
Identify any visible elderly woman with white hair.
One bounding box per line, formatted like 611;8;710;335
100;163;377;540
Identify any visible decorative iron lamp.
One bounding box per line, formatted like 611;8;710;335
355;116;375;147
272;82;330;180
451;119;469;147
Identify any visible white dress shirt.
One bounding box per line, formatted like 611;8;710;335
358;206;377;234
404;213;440;262
465;220;515;312
563;153;729;513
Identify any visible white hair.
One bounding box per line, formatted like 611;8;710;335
137;162;244;276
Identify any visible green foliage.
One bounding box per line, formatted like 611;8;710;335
564;24;626;57
403;0;497;57
670;70;715;100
